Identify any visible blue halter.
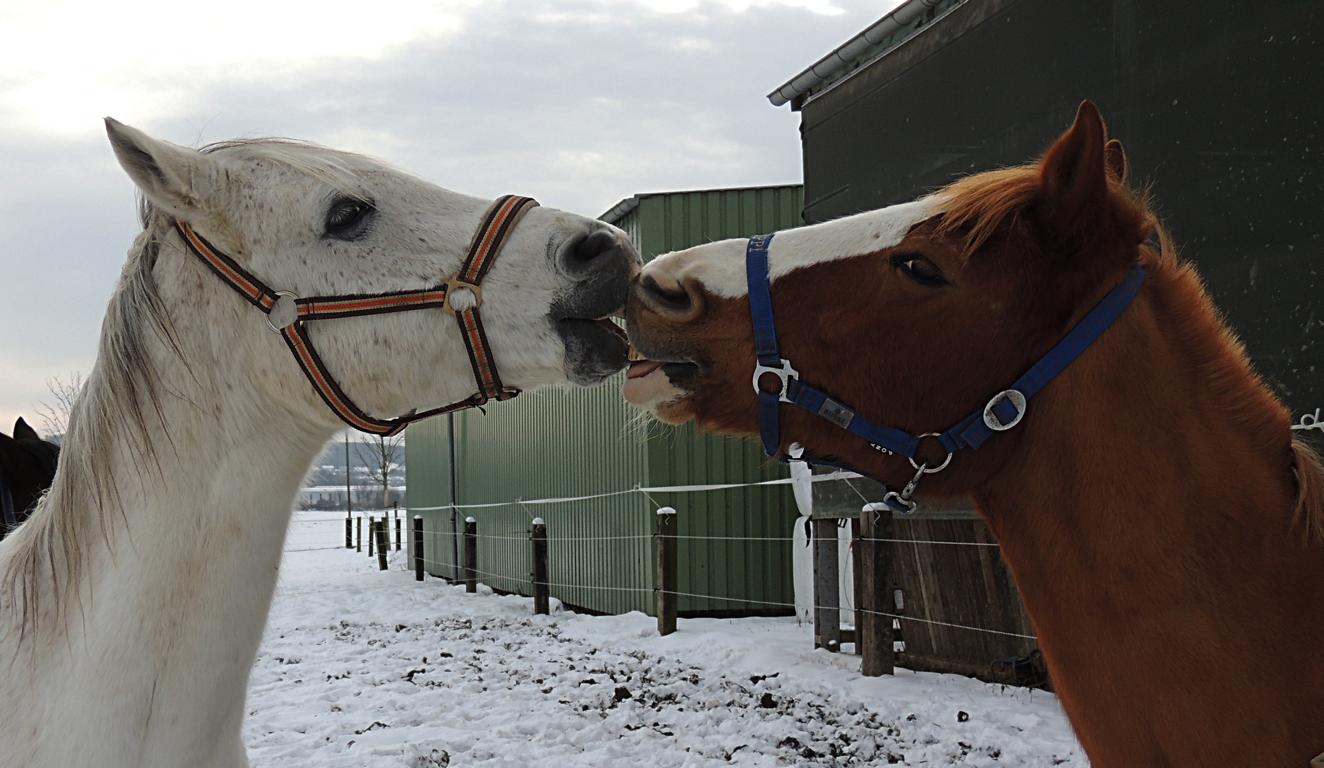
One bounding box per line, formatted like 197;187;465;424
746;232;1146;512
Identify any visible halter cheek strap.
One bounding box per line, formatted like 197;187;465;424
746;232;1146;512
177;194;539;436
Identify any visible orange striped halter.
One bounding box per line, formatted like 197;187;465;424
175;195;539;436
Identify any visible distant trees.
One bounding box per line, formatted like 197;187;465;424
355;432;404;511
36;371;83;442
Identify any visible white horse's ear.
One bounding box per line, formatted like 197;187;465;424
104;118;224;221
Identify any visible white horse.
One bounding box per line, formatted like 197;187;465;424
0;120;637;768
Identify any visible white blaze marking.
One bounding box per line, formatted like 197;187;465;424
644;196;944;299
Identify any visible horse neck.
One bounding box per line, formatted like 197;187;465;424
976;262;1324;761
0;229;338;764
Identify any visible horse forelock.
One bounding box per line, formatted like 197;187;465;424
931;162;1156;262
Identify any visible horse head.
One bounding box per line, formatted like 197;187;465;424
104;120;638;437
624;101;1151;495
0;417;60;531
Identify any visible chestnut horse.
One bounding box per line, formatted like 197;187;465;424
624;102;1324;766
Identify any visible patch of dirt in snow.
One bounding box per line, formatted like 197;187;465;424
247;524;1084;767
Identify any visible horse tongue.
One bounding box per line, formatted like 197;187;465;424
627;360;663;380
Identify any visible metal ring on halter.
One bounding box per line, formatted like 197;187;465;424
908;432;953;474
751;358;799;404
265;290;300;333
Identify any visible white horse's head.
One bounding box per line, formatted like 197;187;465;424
103;120;638;433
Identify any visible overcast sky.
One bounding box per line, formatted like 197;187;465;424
0;0;900;434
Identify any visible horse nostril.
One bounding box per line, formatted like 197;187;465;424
565;229;620;276
640;273;693;315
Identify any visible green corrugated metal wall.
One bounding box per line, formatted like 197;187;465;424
407;185;805;615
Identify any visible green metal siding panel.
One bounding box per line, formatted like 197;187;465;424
404;416;459;579
451;384;653;615
407;185;805;616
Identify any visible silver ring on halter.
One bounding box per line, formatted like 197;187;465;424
751;358;799;403
265;290;300;333
982;389;1028;432
908;432;953;474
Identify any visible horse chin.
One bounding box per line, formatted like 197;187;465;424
622;360;701;424
556;317;630;386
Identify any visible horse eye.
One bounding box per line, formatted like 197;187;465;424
324;197;375;240
890;253;948;287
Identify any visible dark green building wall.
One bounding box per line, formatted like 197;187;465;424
407;185;806;616
797;0;1323;413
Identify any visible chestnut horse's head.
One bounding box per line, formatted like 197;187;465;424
625;101;1153;493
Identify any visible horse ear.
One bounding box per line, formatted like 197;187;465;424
12;418;39;441
104;118;225;221
1038;101;1110;240
1104;139;1128;184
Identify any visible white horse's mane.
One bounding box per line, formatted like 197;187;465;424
0;139;373;632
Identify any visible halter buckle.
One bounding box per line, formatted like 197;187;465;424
264;290;300;333
444;278;483;315
752;358;798;403
982;389;1027;432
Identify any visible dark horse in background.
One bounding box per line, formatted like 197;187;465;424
0;418;59;537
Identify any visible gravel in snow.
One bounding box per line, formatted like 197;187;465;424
246;513;1086;767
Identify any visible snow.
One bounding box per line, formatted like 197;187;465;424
247;513;1086;767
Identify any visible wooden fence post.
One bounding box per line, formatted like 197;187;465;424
655;507;677;636
531;518;549;615
463;516;477;593
412;515;424;581
811;517;841;652
395;515;402;552
858;503;894;675
375;519;389;571
344;513;353;549
355;515;362;553
368;516;375;557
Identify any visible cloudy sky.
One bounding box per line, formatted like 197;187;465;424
0;0;900;433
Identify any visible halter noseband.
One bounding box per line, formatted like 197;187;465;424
745;232;1146;513
177;195;539;436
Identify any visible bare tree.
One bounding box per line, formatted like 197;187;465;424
355;432;404;510
35;371;83;442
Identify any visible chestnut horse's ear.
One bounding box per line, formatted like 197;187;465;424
1038;101;1110;242
1104;138;1128;184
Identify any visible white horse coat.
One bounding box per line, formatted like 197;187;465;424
0;121;636;768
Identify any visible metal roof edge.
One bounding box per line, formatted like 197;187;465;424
767;0;957;110
599;196;639;224
599;183;803;224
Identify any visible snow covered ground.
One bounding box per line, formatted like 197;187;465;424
246;513;1086;767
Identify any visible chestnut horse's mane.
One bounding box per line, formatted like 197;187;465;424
932;163;1324;544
